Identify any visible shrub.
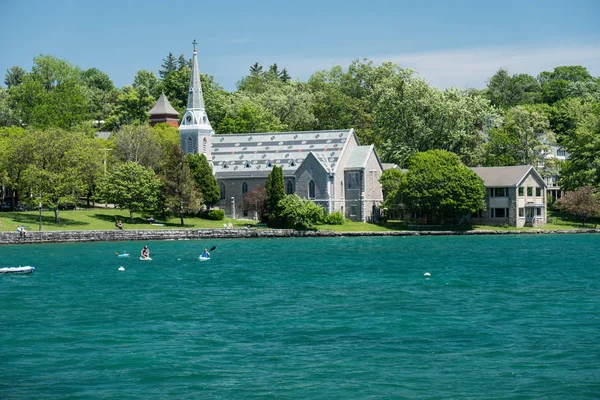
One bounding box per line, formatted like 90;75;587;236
205;209;225;220
324;211;345;225
277;194;326;229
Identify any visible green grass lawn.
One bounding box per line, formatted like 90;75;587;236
0;208;257;232
0;208;596;233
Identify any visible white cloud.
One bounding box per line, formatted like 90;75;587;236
211;43;600;91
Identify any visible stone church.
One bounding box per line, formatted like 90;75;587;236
150;43;384;222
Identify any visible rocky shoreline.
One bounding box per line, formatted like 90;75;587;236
0;227;598;245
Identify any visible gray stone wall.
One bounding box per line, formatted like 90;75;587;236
295;155;329;209
1;228;597;245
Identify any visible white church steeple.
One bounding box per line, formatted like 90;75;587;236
179;39;213;157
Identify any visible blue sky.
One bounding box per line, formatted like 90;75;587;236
1;0;599;91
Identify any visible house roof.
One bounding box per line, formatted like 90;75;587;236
471;165;545;188
212;129;354;178
345;145;373;169
148;92;179;116
382;163;399;170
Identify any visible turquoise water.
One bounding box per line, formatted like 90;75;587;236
1;235;599;399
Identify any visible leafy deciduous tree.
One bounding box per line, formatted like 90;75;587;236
556;186;600;226
186;153;220;209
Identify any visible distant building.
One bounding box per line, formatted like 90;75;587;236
471;165;547;227
177;42;384;222
148;92;180;127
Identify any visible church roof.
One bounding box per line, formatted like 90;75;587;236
148;92;179;116
344;145;375;169
212;129;355;178
187;44;206;110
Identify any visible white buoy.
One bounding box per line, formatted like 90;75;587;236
424;272;431;277
118;266;125;271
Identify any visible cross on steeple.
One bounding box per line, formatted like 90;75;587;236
192;39;197;52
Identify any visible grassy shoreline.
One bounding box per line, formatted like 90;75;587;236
0;207;597;233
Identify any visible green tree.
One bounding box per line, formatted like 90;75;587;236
8;55;88;129
159;52;177;79
186;153;220;209
486;106;554;166
217;97;285;133
538;66;594;104
81;67;117;126
99;161;161;222
20;129;96;222
559;104;600;190
0;87;19;127
556;186;600;226
160;143;201;225
399;150;486;224
379;168;404;205
104;86;154;130
111;124;163;171
265;165;285;225
486;68;541;108
4;66;26;88
132;70;161;98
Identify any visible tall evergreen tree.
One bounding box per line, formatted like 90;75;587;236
159;52;177;79
280;68;291;83
186;153;220;209
265;165;285;224
250;63;263;75
4;66;26;88
177;54;191;70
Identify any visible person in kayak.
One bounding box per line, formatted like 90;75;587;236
141;245;150;259
201;248;210;258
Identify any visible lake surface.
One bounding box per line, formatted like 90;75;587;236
1;235;599;399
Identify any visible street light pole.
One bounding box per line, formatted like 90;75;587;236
39;202;42;232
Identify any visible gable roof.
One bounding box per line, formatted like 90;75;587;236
345;145;373;169
148;92;179;116
471;165;546;188
212;129;355;178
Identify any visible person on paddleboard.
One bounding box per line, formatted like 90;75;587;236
201;248;210;258
141;245;150;259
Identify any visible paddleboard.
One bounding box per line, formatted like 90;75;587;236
140;257;153;261
0;266;35;274
117;253;130;258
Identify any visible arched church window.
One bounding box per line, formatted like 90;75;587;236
202;138;207;153
242;182;248;194
286;181;294;195
219;182;226;200
187;136;194;154
309;180;315;199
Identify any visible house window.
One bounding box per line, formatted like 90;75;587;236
286;181;294;195
535;187;541;197
309;180;315;199
350;205;358;216
518;187;524;196
242;182;248;194
527;187;533;196
557;149;566;157
492;208;507;218
536;208;542;216
348;172;358;189
219;182;226;200
491;188;507;197
187;136;194;154
519;208;524;217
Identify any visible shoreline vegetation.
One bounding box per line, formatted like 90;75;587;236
0;208;598;245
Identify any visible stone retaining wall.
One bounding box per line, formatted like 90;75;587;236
0;228;597;245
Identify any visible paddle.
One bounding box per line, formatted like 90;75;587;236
209;246;216;252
